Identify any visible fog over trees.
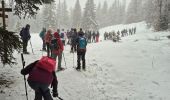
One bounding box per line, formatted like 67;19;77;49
4;0;170;32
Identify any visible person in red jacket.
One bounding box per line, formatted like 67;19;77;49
21;57;58;100
44;29;53;57
51;30;64;71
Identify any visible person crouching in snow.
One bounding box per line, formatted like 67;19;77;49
51;30;64;71
21;56;58;100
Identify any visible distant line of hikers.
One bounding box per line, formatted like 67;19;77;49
104;27;136;42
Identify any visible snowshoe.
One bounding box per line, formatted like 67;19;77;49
56;67;65;72
23;51;30;54
75;67;81;71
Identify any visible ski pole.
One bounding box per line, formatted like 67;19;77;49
21;54;29;100
62;52;67;69
29;40;34;54
73;52;74;68
57;96;64;100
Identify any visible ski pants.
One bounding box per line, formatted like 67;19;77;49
77;50;86;69
46;43;52;57
23;40;28;52
42;38;46;50
71;44;77;52
28;80;53;100
51;52;63;70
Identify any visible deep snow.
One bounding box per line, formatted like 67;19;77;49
0;22;170;100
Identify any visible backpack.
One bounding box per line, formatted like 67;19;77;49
51;35;59;50
39;31;45;38
60;32;65;39
79;37;86;49
19;28;24;37
36;56;56;72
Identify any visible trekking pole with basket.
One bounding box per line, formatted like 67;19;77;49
62;52;67;69
73;52;75;68
21;54;29;100
29;39;34;54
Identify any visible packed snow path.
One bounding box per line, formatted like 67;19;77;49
0;30;170;100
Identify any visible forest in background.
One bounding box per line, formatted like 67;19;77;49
3;0;170;33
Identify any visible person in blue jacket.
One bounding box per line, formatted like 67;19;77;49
39;28;46;51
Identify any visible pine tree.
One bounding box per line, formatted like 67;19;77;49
143;0;155;27
159;0;169;30
69;7;74;28
42;2;57;29
0;0;55;66
126;0;143;23
100;0;108;27
57;0;62;29
82;0;97;31
121;0;126;24
60;0;69;29
72;0;82;28
168;0;170;27
144;0;169;31
0;28;22;65
108;0;123;25
96;3;102;27
14;0;54;18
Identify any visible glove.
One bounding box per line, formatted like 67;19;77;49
53;91;58;97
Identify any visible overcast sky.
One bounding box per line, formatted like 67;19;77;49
56;0;131;9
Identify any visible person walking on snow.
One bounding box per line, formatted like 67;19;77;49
76;28;87;71
70;28;78;53
44;29;53;57
20;24;31;54
96;31;100;42
59;29;67;46
39;27;46;51
51;29;65;71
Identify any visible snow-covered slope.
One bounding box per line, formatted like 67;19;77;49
0;22;170;100
99;22;151;40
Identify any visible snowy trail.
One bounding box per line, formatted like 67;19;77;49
0;24;170;99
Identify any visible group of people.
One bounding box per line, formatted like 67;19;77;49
19;24;88;100
84;31;100;43
104;27;137;42
39;27;88;71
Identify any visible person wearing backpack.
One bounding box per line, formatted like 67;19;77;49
44;29;53;57
20;24;31;54
39;28;46;51
76;28;87;71
51;30;64;71
60;29;67;46
70;28;78;53
21;56;58;100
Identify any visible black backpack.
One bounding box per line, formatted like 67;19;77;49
51;35;59;50
60;32;65;39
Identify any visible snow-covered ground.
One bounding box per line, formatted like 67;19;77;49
0;22;170;100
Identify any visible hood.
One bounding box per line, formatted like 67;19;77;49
54;32;60;38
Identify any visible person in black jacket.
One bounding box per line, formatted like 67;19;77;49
20;24;31;54
21;60;58;100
